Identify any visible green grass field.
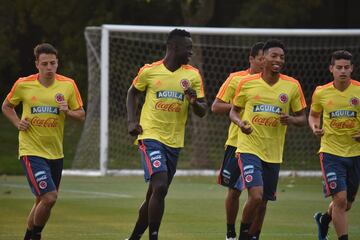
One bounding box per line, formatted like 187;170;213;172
0;175;359;239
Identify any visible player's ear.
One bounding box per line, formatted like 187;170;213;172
329;65;333;73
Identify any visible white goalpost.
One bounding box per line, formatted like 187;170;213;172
68;25;360;176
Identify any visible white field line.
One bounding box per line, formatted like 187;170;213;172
63;169;323;177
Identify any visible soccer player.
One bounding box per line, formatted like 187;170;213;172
229;39;307;240
211;42;264;240
1;43;85;240
309;50;360;240
126;29;207;240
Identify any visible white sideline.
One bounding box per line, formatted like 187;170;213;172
63;169;322;177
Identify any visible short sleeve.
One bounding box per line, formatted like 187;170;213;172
290;81;307;112
6;80;22;106
216;74;237;103
68;81;84;110
132;65;148;92
192;72;205;98
310;87;323;113
232;80;246;108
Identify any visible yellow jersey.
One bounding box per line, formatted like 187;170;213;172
6;74;83;159
311;80;360;157
233;73;306;163
133;60;205;148
216;69;250;147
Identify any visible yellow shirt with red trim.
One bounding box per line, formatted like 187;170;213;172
133;60;205;148
311;80;360;157
216;69;250;147
6;74;83;159
233;73;306;163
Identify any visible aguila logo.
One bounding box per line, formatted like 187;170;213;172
245;175;253;183
180;79;190;90
279;93;288;103
55;93;64;103
350;97;359;106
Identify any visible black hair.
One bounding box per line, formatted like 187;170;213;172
263;39;286;53
166;29;191;44
250;42;265;57
331;50;352;65
34;43;58;60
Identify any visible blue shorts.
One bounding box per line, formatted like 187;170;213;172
238;153;280;201
138;139;181;184
218;145;242;191
20;156;63;196
320;152;360;202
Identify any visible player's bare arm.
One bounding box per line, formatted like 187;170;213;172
190;97;207;118
211;98;232;114
279;109;307;127
308;109;325;137
229;105;252;134
1;99;30;131
58;101;85;122
126;85;143;136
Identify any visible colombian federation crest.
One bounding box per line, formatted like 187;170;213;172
279;93;288;103
180;79;190;90
55;93;64;103
350;97;359;106
245;175;253;183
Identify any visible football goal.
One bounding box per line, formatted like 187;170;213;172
74;25;360;176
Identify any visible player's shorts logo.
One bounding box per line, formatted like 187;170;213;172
55;93;64;103
350;97;359;106
153;160;161;168
180;79;190;90
329;181;337;190
279;93;288;103
39;181;47;189
245;175;253;183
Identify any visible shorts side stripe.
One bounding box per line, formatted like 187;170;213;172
23;156;41;195
320;153;330;196
139;140;153;176
237;153;246;190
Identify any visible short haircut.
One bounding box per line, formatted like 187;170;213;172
166;29;191;44
331;50;352;65
34;43;58;60
263;39;286;53
250;42;264;57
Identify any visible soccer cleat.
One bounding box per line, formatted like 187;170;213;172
225;237;236;240
314;212;329;240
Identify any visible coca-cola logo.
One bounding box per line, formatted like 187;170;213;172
155;101;182;112
251;115;279;127
31;117;59;128
330;119;356;129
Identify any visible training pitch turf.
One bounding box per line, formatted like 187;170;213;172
0;175;359;239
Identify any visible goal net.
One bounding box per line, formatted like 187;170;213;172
75;25;360;175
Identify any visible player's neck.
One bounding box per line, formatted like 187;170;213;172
38;75;55;88
163;56;182;72
262;70;280;86
333;79;351;92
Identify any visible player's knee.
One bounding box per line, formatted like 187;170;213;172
346;202;352;211
41;191;58;207
333;197;347;210
228;188;241;199
153;183;168;198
